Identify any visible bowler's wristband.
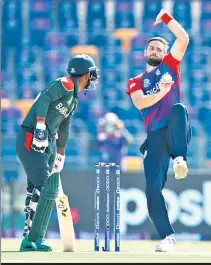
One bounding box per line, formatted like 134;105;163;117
161;13;173;25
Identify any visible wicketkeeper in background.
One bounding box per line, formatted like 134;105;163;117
97;112;133;167
15;54;98;251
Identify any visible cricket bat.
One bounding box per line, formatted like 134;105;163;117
56;175;76;252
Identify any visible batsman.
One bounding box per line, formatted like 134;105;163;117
15;54;98;251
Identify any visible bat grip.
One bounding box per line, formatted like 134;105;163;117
58;174;64;198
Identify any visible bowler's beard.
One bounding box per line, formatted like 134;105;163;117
146;56;162;66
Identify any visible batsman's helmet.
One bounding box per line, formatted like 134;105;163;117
67;54;98;85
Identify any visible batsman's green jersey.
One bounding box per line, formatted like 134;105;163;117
22;76;78;148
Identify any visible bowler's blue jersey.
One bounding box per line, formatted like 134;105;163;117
127;53;181;133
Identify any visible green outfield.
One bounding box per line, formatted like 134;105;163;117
1;239;211;263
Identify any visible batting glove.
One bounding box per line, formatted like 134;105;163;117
31;122;48;153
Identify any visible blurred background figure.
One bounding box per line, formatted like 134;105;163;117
97;112;133;168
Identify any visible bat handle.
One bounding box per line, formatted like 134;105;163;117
58;174;64;198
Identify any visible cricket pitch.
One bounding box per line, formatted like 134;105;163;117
1;239;211;263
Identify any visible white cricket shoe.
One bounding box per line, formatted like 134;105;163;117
173;156;188;180
155;234;176;252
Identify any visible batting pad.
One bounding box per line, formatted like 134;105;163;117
28;172;60;242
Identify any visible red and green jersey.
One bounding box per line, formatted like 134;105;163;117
22;76;78;147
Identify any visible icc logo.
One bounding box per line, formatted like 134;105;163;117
38;131;44;139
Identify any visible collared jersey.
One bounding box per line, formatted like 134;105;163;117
22;76;77;142
127;53;181;133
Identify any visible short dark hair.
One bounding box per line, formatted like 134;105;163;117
146;37;169;52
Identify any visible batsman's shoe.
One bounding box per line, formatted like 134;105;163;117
19;235;37;252
34;237;52;252
173;156;188;180
155;234;176;252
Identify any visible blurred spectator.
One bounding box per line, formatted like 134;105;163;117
2;0;22;48
198;98;211;162
198;99;211;136
97;112;133;166
1;105;22;136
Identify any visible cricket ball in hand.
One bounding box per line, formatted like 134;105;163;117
161;73;173;83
